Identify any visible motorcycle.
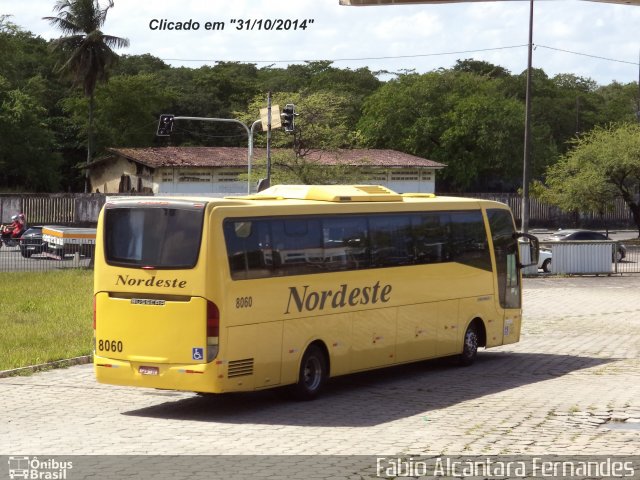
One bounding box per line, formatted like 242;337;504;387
0;224;25;248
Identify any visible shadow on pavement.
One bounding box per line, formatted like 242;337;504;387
123;351;614;427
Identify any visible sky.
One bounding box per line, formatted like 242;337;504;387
2;0;640;85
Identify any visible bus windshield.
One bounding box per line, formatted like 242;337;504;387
104;206;204;268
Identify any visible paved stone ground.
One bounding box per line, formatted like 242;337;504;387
1;276;639;457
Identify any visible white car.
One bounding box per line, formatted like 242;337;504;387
519;238;551;273
538;247;552;273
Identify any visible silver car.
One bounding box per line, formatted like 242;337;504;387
542;229;626;262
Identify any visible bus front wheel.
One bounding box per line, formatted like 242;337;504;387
292;345;327;401
459;324;479;366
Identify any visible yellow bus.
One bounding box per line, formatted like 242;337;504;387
93;185;538;400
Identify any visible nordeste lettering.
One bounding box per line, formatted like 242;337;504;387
116;274;187;289
285;281;392;314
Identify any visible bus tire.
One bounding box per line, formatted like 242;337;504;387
459;324;479;366
292;344;327;401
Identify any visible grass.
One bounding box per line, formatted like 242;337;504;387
0;269;93;371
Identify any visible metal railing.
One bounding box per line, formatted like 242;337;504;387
1;236;638;274
0;243;94;272
536;241;640;275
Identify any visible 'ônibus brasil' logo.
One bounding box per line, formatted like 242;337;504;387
285;281;392;314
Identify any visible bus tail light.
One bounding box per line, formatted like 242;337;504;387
92;296;97;354
207;301;219;362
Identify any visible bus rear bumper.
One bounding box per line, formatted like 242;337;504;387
94;355;223;393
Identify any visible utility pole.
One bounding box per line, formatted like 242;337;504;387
637;49;640;123
266;91;272;188
521;0;534;233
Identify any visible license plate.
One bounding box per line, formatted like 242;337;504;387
139;366;159;376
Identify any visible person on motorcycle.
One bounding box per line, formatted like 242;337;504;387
16;213;26;234
1;214;25;239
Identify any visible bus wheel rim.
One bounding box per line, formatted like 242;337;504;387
304;357;322;391
465;329;477;355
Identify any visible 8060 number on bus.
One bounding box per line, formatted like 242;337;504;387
235;296;253;308
98;339;123;353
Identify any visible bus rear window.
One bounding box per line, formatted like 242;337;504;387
104;207;204;268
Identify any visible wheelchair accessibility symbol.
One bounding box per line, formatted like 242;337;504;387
192;347;204;361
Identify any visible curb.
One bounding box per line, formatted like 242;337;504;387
0;355;93;378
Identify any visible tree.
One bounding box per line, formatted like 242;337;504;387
358;70;526;192
596;81;640;125
62;73;175;154
452;59;511;79
0;76;62;191
544;123;640;236
237;90;366;185
44;0;129;192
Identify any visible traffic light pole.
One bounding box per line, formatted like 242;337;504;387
172;116;256;194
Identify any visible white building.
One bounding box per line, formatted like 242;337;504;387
88;147;446;195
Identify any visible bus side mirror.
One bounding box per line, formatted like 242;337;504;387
514;232;539;268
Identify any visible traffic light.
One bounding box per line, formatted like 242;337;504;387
156;114;175;136
280;104;296;133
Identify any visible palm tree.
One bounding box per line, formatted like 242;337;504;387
44;0;129;192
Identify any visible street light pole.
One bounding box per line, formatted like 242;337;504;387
172;116;254;194
521;0;534;233
249;120;261;193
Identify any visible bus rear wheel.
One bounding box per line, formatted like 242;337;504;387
292;345;327;401
459;324;479;366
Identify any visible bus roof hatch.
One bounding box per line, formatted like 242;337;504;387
245;184;403;202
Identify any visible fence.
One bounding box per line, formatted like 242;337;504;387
452;193;635;229
1;192;638;273
0;243;94;272
0;193;152;226
1;192;638;228
2;236;639;274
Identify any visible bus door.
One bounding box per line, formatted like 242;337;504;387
487;209;522;345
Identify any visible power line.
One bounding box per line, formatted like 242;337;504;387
536;44;640;66
159;43;640;68
161;44;529;64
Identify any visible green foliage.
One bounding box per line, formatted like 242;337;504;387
358;70;525;191
112;53;170;76
2;14;640;194
0;75;62;191
596;81;640;125
44;0;130;191
236;90;366;185
453;59;511;79
545;123;640;234
243;154;367;186
62;73;175;152
44;0;130;97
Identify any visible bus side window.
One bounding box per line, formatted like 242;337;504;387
224;220;273;280
322;216;369;270
271;218;323;276
413;212;449;264
369;214;414;267
449;211;492;271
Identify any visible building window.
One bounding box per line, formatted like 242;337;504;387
216;170;243;183
391;170;419;181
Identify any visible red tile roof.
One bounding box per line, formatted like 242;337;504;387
105;147;446;169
